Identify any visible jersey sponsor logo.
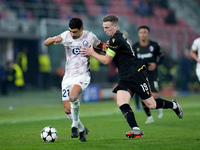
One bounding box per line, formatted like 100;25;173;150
70;42;82;55
137;53;153;59
72;47;81;55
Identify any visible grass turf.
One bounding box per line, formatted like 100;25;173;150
0;90;200;150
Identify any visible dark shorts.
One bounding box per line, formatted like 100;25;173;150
113;70;152;100
147;71;158;93
149;80;158;93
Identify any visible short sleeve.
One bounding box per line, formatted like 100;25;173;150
53;31;68;45
155;43;163;56
91;32;101;47
191;38;199;51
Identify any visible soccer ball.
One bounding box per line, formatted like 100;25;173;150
41;126;58;142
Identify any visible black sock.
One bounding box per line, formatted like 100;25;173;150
155;98;173;109
119;104;138;128
142;101;151;117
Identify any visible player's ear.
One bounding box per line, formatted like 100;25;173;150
114;24;118;30
81;27;84;31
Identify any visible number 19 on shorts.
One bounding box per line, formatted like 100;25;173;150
140;83;149;92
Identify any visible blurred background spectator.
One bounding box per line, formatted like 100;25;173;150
1;60;24;96
179;48;194;95
38;50;52;89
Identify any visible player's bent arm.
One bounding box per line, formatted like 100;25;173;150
44;37;56;46
190;49;200;62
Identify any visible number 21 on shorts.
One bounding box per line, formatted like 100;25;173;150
62;89;70;98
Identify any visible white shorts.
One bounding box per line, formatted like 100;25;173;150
61;75;91;101
196;67;200;82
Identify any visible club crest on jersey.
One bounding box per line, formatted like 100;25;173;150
149;46;154;52
112;38;115;43
137;48;140;51
82;40;89;47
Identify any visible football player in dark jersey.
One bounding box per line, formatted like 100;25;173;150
132;25;164;124
80;14;183;139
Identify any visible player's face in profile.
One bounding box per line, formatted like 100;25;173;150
69;27;83;39
103;22;117;37
138;28;149;41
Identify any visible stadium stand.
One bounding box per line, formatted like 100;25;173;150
0;0;199;50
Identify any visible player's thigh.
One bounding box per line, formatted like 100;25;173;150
116;90;131;107
69;84;82;102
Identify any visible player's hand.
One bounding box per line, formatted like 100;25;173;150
80;44;95;56
148;62;156;71
103;40;109;52
54;36;62;43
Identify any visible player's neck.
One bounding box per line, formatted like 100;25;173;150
140;39;149;46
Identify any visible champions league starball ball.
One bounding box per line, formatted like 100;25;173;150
41;126;58;142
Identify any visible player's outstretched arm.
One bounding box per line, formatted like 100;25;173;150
44;36;63;46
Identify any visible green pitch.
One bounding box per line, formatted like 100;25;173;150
0;90;200;150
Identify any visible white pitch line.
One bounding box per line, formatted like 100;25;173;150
0;111;121;125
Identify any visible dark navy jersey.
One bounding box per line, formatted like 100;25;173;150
108;31;144;79
132;40;163;81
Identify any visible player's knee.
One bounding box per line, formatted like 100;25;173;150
116;100;125;107
145;101;156;109
69;94;78;102
143;97;157;109
147;104;156;109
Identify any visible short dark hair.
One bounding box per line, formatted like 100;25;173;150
69;17;83;29
103;14;119;25
138;25;150;32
